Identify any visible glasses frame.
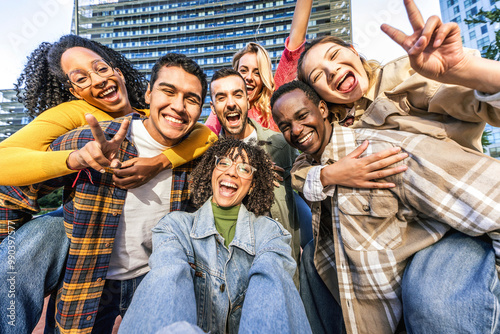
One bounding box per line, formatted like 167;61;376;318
66;59;115;89
214;155;256;179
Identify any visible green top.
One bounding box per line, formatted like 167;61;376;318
211;202;240;247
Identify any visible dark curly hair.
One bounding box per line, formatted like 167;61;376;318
190;138;274;216
15;34;148;118
271;80;321;110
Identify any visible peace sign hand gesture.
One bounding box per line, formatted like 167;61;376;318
381;0;468;85
66;114;129;173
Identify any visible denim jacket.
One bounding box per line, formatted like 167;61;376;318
120;199;310;334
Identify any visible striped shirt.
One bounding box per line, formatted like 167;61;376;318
302;123;500;334
1;114;196;333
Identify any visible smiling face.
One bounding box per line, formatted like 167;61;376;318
211;149;253;208
236;52;263;106
61;47;132;116
300;42;369;106
143;66;202;147
272;88;332;161
210;75;252;138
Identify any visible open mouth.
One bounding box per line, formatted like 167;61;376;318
336;71;357;93
297;132;313;144
246;85;255;96
225;112;241;126
163;114;184;125
219;180;238;196
98;86;118;100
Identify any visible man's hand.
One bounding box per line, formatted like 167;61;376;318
112;154;172;189
272;163;285;188
320;140;408;188
66;114;129;173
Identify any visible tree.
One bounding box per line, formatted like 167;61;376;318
38;187;63;209
464;0;500;60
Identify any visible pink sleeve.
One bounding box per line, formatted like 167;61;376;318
204;112;222;134
274;37;306;90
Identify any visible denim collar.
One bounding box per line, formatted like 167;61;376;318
190;199;256;256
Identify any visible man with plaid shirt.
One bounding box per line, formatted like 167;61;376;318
271;80;500;334
0;53;213;334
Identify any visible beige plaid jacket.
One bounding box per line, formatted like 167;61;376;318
301;123;500;334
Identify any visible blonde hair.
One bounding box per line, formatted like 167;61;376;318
232;42;275;124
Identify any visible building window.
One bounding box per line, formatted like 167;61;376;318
481;25;488;34
470;30;476;40
453;6;460;14
490;147;500;158
491;0;497;5
447;0;458;7
464;0;478;7
477;36;490;50
451;16;461;23
466;7;478;18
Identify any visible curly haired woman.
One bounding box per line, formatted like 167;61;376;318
120;138;311;334
1;34;215;187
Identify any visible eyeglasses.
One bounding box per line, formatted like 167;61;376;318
67;59;115;89
215;156;256;179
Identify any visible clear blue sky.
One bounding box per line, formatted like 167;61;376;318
0;0;441;89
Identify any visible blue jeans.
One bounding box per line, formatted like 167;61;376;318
403;231;500;333
47;274;146;334
0;208;67;334
294;192;313;249
299;239;345;334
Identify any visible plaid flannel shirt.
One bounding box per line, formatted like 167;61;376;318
303;123;500;334
0;178;67;241
0;114;196;334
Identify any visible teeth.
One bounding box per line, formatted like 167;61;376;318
221;181;237;189
298;132;312;144
99;87;116;97
165;115;183;124
227;113;239;117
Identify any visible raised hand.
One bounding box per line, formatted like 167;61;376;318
380;0;467;84
66;114;129;173
320;140;408;189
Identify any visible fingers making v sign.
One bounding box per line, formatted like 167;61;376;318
66;114;129;173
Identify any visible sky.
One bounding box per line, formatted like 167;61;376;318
0;0;441;89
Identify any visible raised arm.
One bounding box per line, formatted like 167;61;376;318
288;0;314;50
274;0;313;89
0;101;115;186
0;100;216;187
119;213;198;333
381;0;500;94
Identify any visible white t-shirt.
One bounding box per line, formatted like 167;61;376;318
106;119;173;280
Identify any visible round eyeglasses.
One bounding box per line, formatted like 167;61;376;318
67;59;115;89
215;156;256;179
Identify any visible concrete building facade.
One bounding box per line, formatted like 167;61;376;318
75;0;352;120
0;89;28;142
